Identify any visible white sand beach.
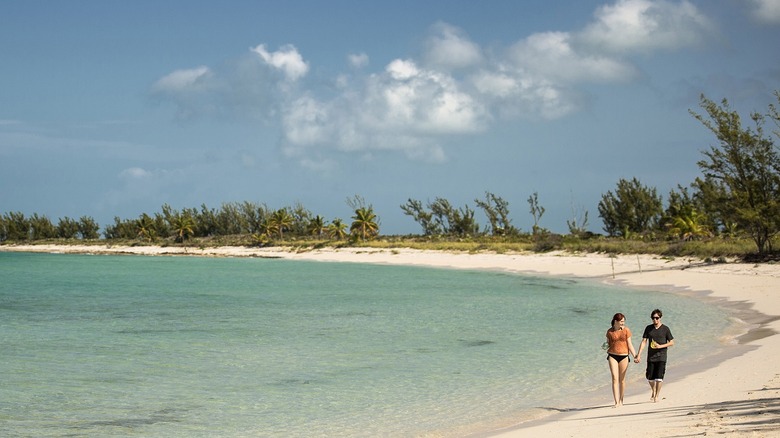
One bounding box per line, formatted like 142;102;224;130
3;244;779;437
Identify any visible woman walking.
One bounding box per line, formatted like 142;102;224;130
605;312;638;407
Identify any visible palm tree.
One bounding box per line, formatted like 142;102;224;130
136;214;156;242
328;218;348;240
665;206;711;241
250;221;273;246
307;215;326;238
268;208;294;239
350;207;379;240
171;214;195;243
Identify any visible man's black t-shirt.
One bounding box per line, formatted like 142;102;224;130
642;324;674;362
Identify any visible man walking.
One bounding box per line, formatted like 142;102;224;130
634;309;674;402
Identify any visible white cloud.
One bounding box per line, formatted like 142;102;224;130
470;68;581;120
749;0;780;24
463;29;632;121
348;52;369;68
578;0;713;52
150;4;723;168
279;59;487;166
423;22;483;70
282;95;333;148
470;71;519;99
359;59;488;134
508;31;636;83
152;66;212;92
251;44;309;81
386;59;420;80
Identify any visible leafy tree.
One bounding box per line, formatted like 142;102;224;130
449;205;479;236
152;212;170;238
426;197;479;236
350;207;379;240
663;186;711;241
252;221;273;243
268;208;294;239
195;204;218;237
690;93;780;253
136;213;157;242
475;192;516;236
29;213;56;240
346;195;380;239
598;177;663;238
400;198;440;235
665;205;711;241
78;216;100;239
429;197;455;235
170;212;195;243
57;217;80;239
328;218;348;240
289;203;313;236
527;192;545;235
307;215;326;238
240;201;269;234
215;202;245;235
104;216;137;239
3;212;29;241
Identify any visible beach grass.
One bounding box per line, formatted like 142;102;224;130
4;233;773;261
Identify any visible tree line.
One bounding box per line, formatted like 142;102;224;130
597;92;780;254
0;196;379;244
2;92;779;254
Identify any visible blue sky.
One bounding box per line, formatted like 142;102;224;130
2;0;779;235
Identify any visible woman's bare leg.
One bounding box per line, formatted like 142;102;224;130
608;356;622;407
617;357;629;405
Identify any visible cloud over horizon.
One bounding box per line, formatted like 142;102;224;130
148;0;763;170
3;0;779;235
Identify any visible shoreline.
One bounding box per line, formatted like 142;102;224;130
3;244;779;436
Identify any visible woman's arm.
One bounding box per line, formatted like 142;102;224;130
635;338;647;362
627;335;638;358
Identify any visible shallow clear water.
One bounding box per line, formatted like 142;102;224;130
0;252;732;437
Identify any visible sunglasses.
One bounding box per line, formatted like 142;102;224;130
651;316;661;320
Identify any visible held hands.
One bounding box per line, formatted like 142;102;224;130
633;355;641;363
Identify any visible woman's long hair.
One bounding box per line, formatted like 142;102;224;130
611;313;626;327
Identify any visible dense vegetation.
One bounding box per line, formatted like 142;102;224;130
2;92;780;260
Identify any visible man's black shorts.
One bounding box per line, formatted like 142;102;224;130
646;361;666;381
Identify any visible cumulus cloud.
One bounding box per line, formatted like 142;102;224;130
250;44;309;81
151;2;721;168
282;95;333;147
470;69;580;120
379;60;487;133
348;52;369;68
423;22;483;70
386;59;420;81
748;0;780;24
508;31;636;83
280;58;487;164
578;0;713;52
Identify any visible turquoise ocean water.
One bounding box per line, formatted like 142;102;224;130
1;252;733;437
